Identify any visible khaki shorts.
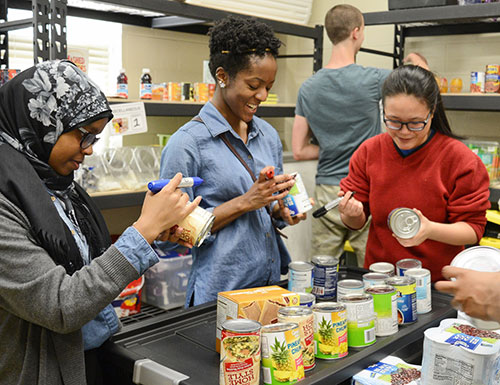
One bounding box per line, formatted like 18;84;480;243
311;184;370;267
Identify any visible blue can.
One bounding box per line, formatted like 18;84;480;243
385;276;417;324
311;255;339;300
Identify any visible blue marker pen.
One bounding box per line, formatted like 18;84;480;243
148;177;204;193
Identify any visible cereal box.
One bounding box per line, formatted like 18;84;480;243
216;286;300;353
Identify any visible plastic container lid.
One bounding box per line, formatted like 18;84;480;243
450;246;500;271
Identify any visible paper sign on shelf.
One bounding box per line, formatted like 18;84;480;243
107;102;148;136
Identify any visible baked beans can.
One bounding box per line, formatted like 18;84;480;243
338;294;376;348
288;261;314;294
369;262;395;276
362;272;390;288
337;279;364;300
282;172;312;217
177;205;215;247
404;268;432;314
311;255;339;300
297;292;316;307
396;258;422;276
385;276;417;325
278;307;315;371
311;302;348;360
365;285;399;336
261;322;305;384
470;71;485;93
220;319;261;385
387;208;421;239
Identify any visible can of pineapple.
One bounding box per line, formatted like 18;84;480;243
278;307;315;371
220;319;261;385
311;302;348;360
261;323;305;384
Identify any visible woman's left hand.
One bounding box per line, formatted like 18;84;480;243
393;208;431;247
156;225;194;248
275;198;314;226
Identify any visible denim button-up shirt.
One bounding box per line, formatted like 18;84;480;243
160;102;290;306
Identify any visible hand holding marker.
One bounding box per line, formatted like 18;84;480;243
148;177;204;193
312;191;356;218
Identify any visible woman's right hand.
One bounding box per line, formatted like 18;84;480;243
133;173;202;244
338;190;365;230
243;167;296;212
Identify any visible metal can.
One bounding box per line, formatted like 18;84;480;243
311;255;339;300
177;206;215;247
365;285;398;336
385;276;417;325
470;71;485;93
396;258;422;276
387;208;421;239
362;272;389;288
181;82;192;101
369;262;395;276
337;279;364;300
288;261;314;293
404;268;432;314
261;323;305;384
311;302;348;360
278;307;315;371
220;319;261;385
282;172;313;217
338;294;376;348
297;292;316;307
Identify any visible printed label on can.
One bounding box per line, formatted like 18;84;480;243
470;71;485;93
365;286;398;337
393;283;418;324
261;324;305;384
312;308;348;360
347;318;376;348
405;269;432;314
282;173;312;217
177;205;215;247
278;310;315;371
288;264;313;294
220;328;261;385
312;265;338;299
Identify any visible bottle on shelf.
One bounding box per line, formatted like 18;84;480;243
117;68;128;99
140;68;152;100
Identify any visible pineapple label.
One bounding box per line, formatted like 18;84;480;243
261;323;305;384
312;303;348;360
220;319;261;385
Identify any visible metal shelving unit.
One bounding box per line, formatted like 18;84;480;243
362;3;500;204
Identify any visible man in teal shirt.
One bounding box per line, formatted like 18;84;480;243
292;4;426;265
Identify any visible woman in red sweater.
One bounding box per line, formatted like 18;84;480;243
339;65;490;281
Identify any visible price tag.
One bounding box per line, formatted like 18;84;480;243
107;102;148;136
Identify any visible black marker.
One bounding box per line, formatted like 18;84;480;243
312;191;356;218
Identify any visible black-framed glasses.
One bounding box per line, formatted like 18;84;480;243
78;127;100;149
383;111;432;132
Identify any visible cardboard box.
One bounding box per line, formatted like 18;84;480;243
216;285;300;352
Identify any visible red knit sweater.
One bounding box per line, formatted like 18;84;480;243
340;132;490;281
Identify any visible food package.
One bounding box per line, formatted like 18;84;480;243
216;286;300;352
351;356;421;385
111;276;144;318
421;318;500;385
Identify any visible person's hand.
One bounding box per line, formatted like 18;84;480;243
393;208;431;247
338;190;363;219
156;225;195;248
275;197;313;226
243;166;296;212
134;173;202;244
435;266;500;323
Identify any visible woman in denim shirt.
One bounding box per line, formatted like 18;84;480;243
160;16;308;306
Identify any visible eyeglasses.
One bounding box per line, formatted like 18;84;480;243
383;111;432;132
77;127;100;149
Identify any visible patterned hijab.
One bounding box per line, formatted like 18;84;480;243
0;60;113;273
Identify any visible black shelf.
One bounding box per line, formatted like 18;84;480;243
92;191;146;210
442;94;500;112
364;2;500;25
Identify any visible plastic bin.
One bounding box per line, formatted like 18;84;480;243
142;250;192;310
464;139;500;182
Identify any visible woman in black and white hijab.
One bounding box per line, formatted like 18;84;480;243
0;60;200;385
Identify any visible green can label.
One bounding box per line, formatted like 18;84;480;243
347;319;376;348
365;285;398;337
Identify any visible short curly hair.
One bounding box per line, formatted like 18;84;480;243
208;16;281;80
